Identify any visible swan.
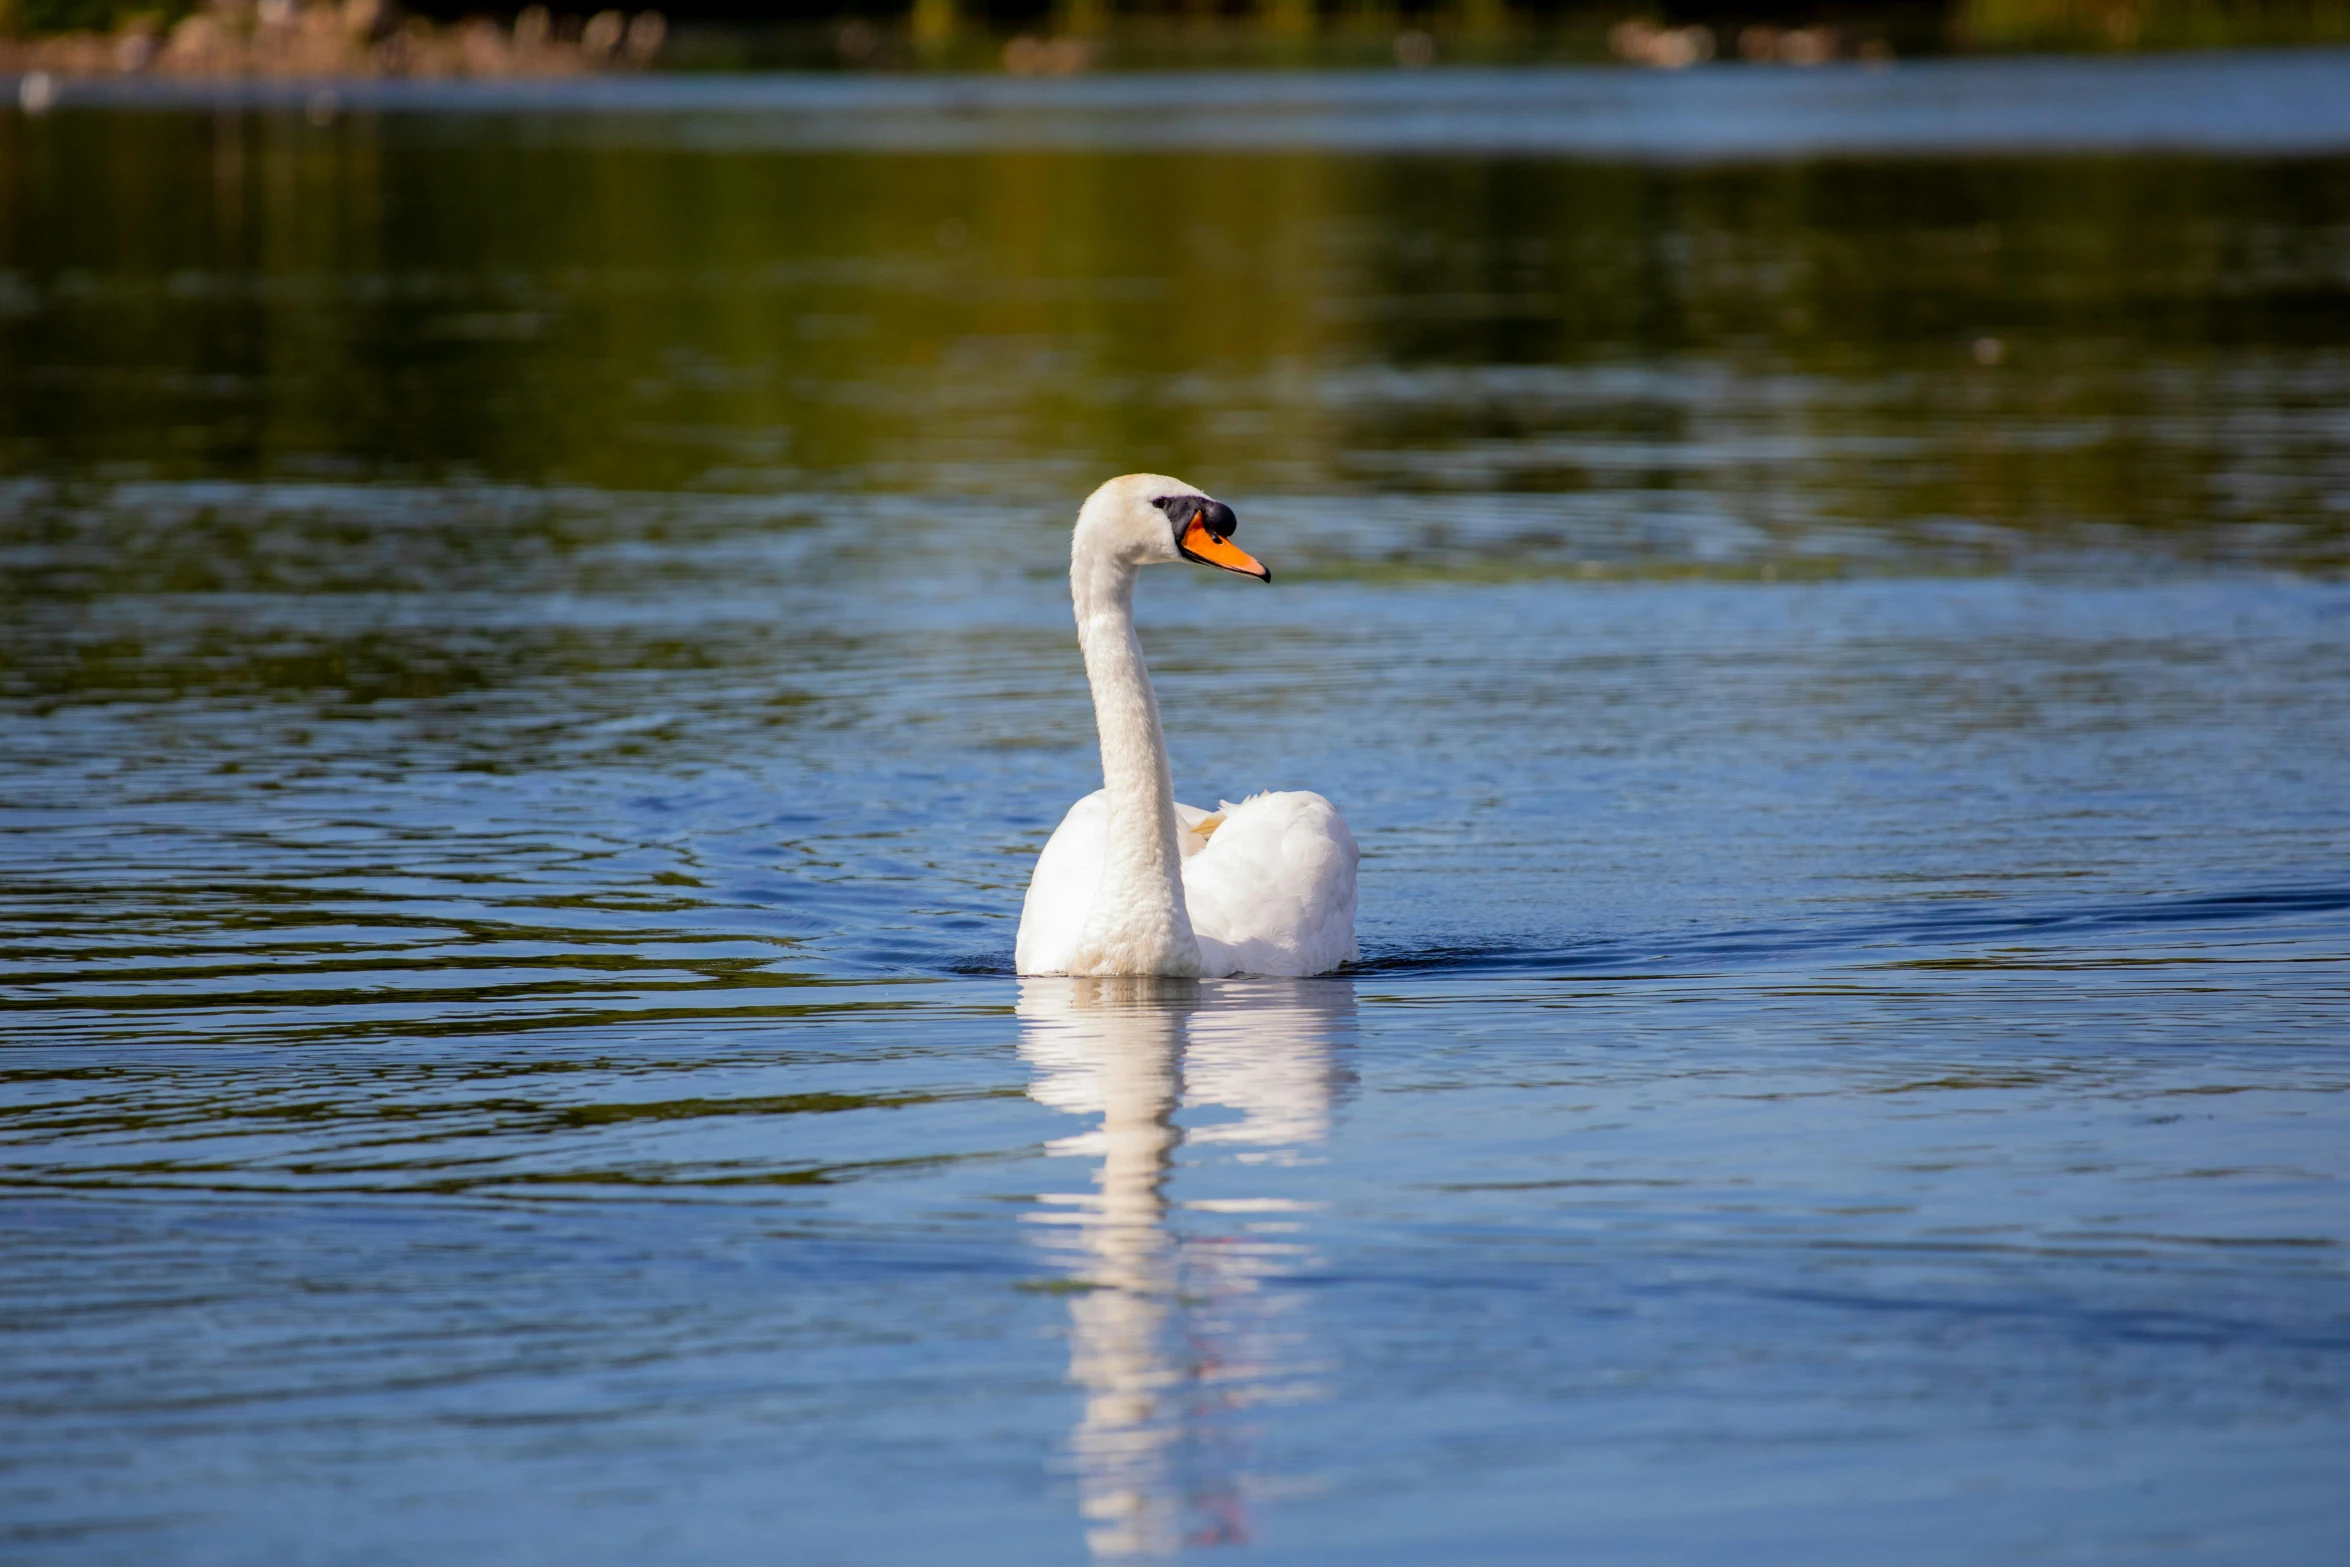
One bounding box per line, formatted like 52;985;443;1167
1015;475;1359;978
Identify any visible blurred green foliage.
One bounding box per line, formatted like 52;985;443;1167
5;0;120;34
1;0;186;37
1959;0;2350;48
7;0;2350;52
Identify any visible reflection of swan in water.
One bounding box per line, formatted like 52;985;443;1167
1018;976;1357;1562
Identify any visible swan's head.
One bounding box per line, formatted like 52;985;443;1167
1075;473;1270;583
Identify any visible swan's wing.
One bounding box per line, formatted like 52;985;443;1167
1015;792;1107;975
1181;790;1360;977
1017;793;1219;972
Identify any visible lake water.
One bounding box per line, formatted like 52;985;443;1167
4;54;2349;1564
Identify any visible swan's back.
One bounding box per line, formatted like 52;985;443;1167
1184;791;1359;978
1015;789;1359;977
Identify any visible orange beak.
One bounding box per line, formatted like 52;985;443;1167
1179;518;1271;582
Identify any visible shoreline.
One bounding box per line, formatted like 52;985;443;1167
10;1;2350;89
1;1;665;88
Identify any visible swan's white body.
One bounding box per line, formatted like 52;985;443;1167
1019;789;1358;978
1014;475;1359;979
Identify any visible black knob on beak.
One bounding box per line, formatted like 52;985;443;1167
1152;493;1237;537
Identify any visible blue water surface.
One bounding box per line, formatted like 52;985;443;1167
4;53;2349;1564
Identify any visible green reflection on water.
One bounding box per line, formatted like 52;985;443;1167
2;113;2346;566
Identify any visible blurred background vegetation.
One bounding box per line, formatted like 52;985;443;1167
3;0;2348;66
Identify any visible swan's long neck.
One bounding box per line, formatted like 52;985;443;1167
1070;544;1199;977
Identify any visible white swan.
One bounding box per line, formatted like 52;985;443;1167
1015;475;1359;978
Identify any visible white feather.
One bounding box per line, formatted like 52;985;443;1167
1018;790;1359;977
1184;791;1359;977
